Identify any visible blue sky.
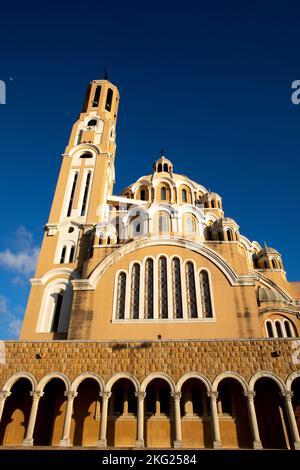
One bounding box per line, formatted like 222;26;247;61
0;1;299;338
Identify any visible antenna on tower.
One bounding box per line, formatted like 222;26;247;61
104;67;109;80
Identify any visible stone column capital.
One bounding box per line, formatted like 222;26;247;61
171;392;182;401
0;390;11;400
65;391;78;400
135;391;146;401
281;390;293;401
208;391;218;400
246;391;256;401
100;391;111;401
30;391;44;400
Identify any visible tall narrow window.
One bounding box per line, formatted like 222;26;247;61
275;321;283;337
69;245;75;263
116;272;126;319
159;257;168;319
284;320;293;337
185;215;195;235
182;189;187;203
271;259;277;269
51;293;63;332
161;187;167;200
159;214;169;233
144;258;154;319
105;88;113;111
227;230;233;241
157;163;162;172
211;200;215;208
130;264;140;319
199;270;213;318
140;189;146;200
186;262;197;318
67;173;78;217
81;172;91;216
92;85;101;107
266;321;274;338
163;163;168;172
172;257;183;318
60;246;66;264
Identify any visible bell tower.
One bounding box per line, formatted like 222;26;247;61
20;73;120;340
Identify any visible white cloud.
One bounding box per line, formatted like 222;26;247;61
0;295;8;315
8;319;22;337
0;226;40;277
0;247;39;275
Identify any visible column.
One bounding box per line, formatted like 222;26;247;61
282;391;300;450
0;391;11;423
208;391;222;449
23;391;44;446
135;391;146;448
171;392;182;448
246;391;262;449
98;391;111;447
60;391;77;447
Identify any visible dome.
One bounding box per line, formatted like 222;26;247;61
257;247;280;257
153;155;173;173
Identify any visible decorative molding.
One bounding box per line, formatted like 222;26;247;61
88;237;257;288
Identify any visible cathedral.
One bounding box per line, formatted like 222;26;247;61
0;75;300;450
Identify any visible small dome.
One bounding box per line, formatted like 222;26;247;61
153;156;173;174
257;247;280;257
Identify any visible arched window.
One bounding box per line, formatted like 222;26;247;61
160;187;167;200
105;88;113;111
107;236;111;245
51;293;63;332
217;201;221;209
158;257;168;319
217;384;233;415
211;200;215;208
69;245;75;263
60;246;66;264
144;258;154;319
284;320;293;337
182;189;187;203
226;229;233;241
185;215;195;235
140;189;146;200
266;320;274;338
158;213;169;233
37;281;72;333
130;264;140;319
157;163;162;172
116;272;126;319
275;320;283;337
271;259;277;269
79;152;93;159
67;172;78;217
186;262;197;318
87;119;97;126
81;172;91;216
92;85;101;107
172;257;183;318
199;270;213;318
163;163;168;172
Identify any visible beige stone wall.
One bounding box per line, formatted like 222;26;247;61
0;339;299;388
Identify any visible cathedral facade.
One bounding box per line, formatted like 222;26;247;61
0;76;300;449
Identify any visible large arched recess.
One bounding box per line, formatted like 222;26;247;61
84;239;257;341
